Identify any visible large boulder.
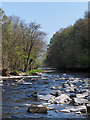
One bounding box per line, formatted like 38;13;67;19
2;68;10;76
27;104;47;113
9;71;19;76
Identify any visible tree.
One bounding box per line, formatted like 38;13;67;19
45;11;89;70
2;11;47;71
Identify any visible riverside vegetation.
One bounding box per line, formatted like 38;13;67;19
0;8;46;73
0;9;89;73
45;12;89;71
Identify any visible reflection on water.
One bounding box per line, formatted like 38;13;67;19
1;72;89;119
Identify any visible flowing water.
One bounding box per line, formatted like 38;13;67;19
1;71;90;119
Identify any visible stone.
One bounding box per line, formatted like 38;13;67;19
76;92;88;98
48;98;55;104
54;94;70;104
73;98;88;105
60;109;70;113
86;104;90;113
31;92;38;97
50;86;56;89
2;68;10;76
50;86;61;90
38;94;55;101
42;103;50;106
69;93;76;98
9;71;19;76
41;77;47;79
49;107;54;110
27;104;47;113
76;111;81;114
55;110;58;113
44;81;48;84
17;78;32;85
66;105;86;112
50;90;61;97
23;82;32;85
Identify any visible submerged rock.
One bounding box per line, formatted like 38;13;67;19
31;92;38;97
50;90;61;97
27;104;47;113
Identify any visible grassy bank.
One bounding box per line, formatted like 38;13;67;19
26;69;44;75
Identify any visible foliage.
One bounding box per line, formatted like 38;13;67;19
26;69;44;75
2;9;46;71
45;12;89;69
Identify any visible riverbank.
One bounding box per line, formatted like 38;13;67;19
0;75;41;79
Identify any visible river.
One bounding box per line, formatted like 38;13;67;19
1;71;90;119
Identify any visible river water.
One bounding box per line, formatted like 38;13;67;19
1;71;90;119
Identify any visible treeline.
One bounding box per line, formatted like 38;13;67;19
1;9;46;72
45;12;89;70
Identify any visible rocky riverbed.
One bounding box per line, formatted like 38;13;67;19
1;72;90;119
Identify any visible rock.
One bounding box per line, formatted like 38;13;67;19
69;93;76;98
2;68;10;76
60;109;70;113
41;77;47;79
27;104;47;113
66;105;86;112
9;71;19;76
73;97;88;105
0;80;3;83
76;92;88;98
55;110;58;113
86;104;90;113
80;109;86;113
48;97;55;104
50;86;61;90
49;107;54;110
38;94;55;101
42;103;50;106
17;78;25;84
17;78;32;85
50;90;61;97
22;82;32;85
18;72;26;76
11;83;15;86
44;81;48;84
54;94;70;104
50;86;56;89
31;92;38;97
76;111;81;114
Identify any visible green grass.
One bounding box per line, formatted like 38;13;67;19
26;69;44;75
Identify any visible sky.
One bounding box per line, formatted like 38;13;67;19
2;2;88;44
